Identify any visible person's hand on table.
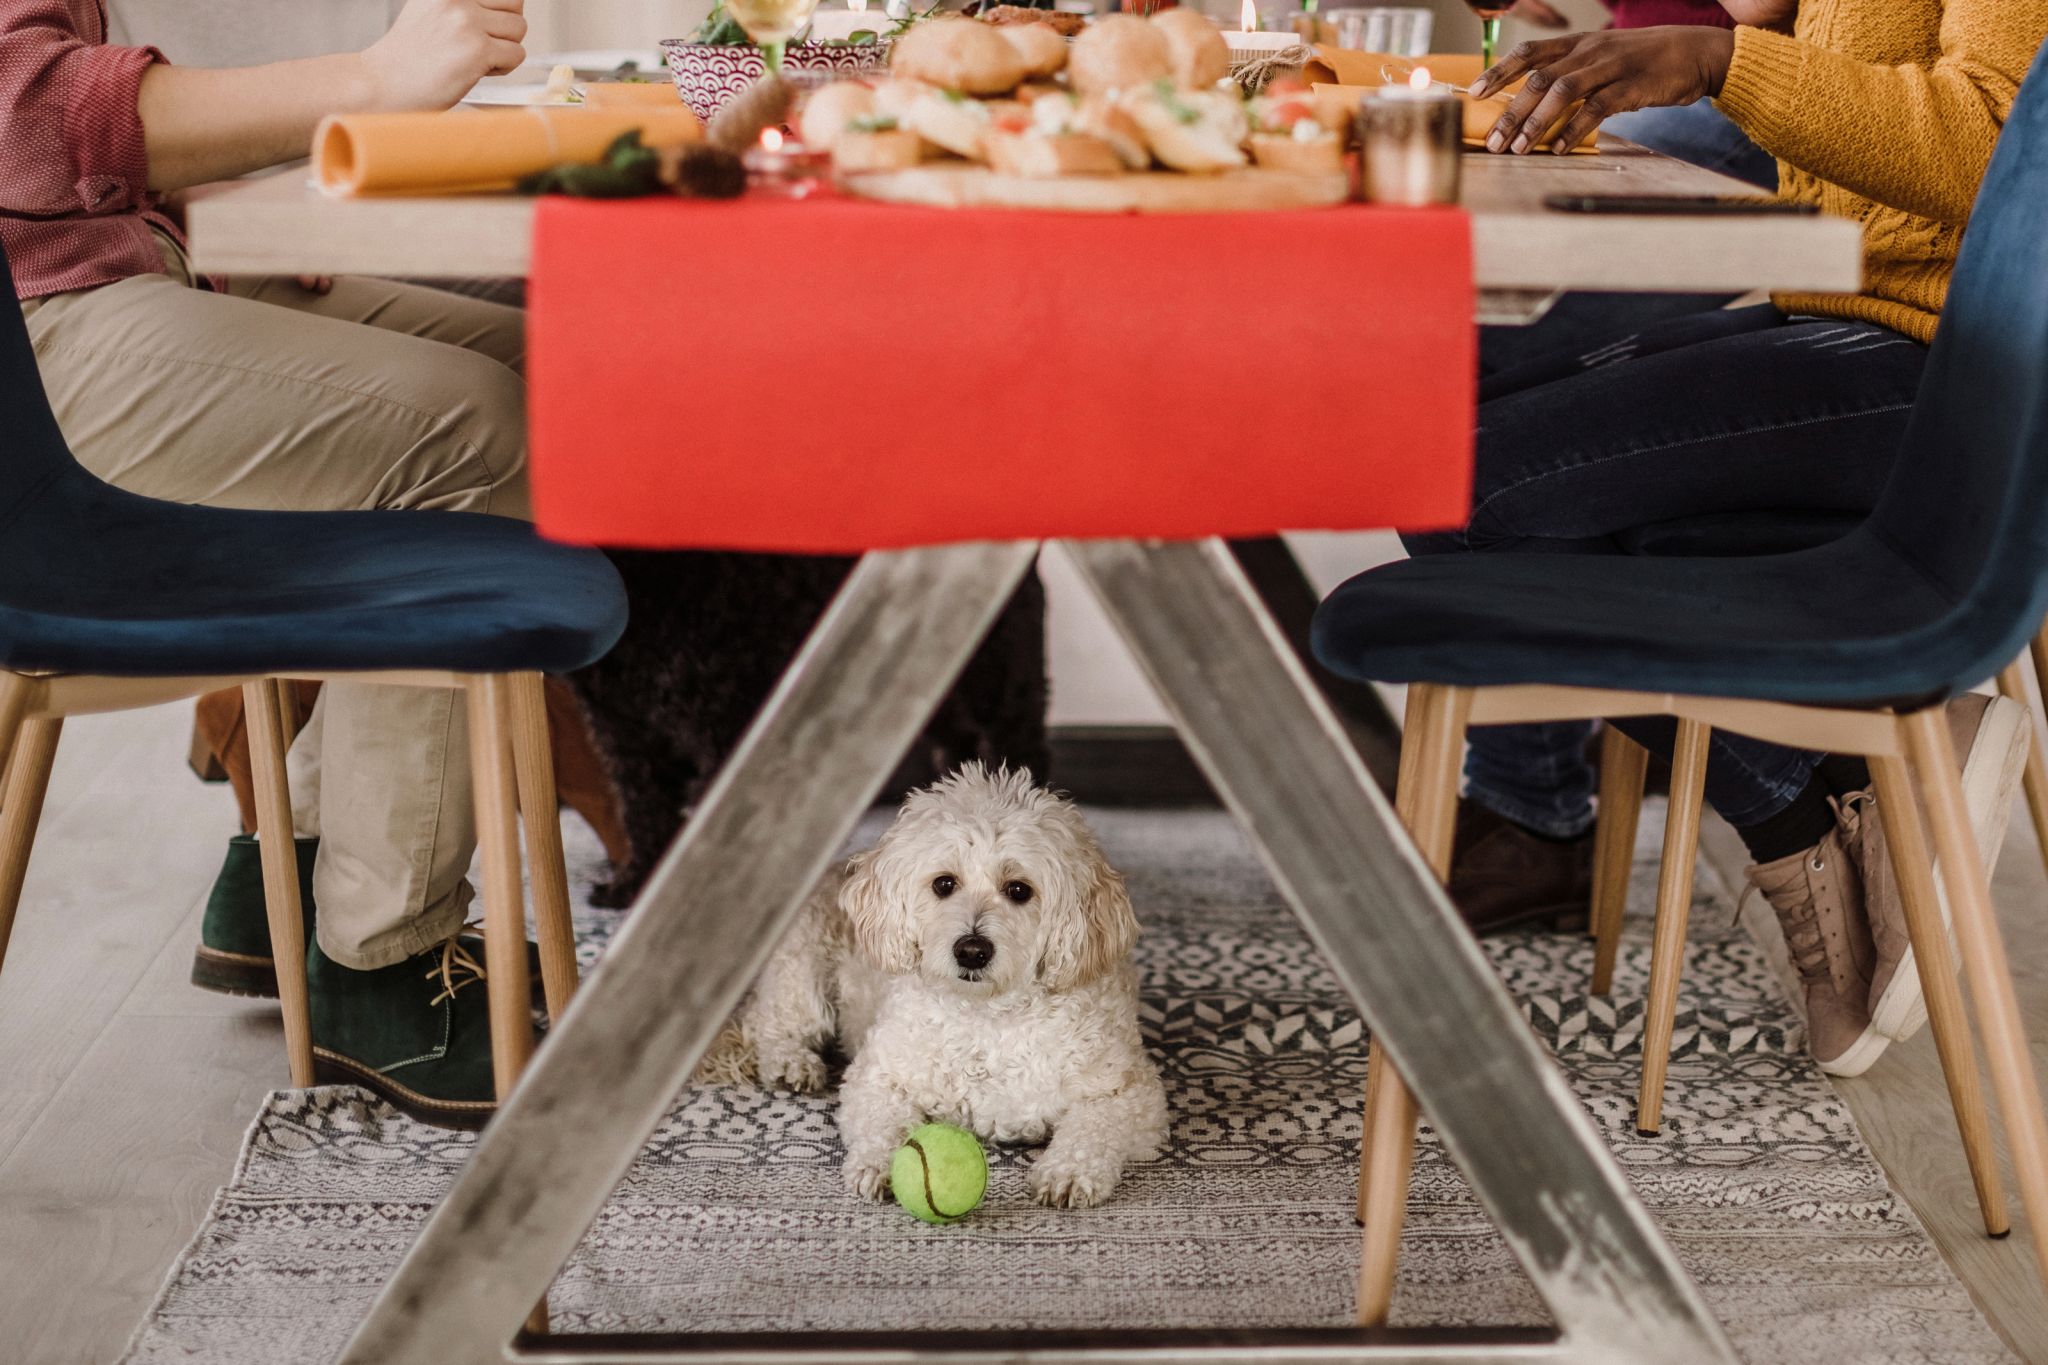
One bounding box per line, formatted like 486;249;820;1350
362;0;530;111
1468;26;1737;154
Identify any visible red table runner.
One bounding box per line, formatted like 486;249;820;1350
528;195;1473;552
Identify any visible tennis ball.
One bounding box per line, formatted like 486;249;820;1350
891;1123;988;1225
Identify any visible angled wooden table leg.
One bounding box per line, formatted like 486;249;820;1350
1066;538;1733;1364
336;541;1043;1365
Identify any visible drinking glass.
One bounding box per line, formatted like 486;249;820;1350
728;0;824;71
1464;0;1509;66
1329;7;1434;57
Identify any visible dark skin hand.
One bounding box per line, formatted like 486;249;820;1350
1469;25;1737;155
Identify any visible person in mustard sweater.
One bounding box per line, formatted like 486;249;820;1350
1396;2;2048;1076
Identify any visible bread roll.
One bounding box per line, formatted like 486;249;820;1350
1248;131;1343;175
799;81;877;153
901;91;1026;160
834;128;927;173
1124;84;1247;171
999;23;1069;80
1068;15;1173;97
985;130;1122;177
1150;9;1230;90
872;77;933;122
891;17;1028;95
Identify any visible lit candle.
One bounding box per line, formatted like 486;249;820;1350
742;127;826;198
1221;0;1308;58
1357;66;1462;206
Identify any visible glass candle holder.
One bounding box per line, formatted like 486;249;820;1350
742;129;826;198
1356;82;1461;206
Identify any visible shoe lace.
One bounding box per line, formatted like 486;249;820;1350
423;922;488;1008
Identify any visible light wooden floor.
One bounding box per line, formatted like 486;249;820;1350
3;705;2047;1362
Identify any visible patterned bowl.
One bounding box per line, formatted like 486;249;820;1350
662;39;894;123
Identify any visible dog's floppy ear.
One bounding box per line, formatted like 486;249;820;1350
840;847;919;974
1043;860;1140;992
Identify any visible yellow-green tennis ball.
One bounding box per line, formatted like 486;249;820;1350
891;1123;988;1225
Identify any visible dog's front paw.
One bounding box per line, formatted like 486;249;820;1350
756;1044;828;1095
843;1152;893;1201
1029;1152;1119;1209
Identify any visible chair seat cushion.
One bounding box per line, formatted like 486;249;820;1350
1309;530;1984;706
0;475;627;677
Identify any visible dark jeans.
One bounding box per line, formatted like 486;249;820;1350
1406;301;1929;838
1601;100;1779;192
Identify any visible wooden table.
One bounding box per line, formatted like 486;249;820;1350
183;152;1858;1365
187;144;1861;298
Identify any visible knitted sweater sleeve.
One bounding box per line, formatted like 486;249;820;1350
1716;6;2048;225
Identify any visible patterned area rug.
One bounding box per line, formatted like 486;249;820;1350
124;806;2011;1363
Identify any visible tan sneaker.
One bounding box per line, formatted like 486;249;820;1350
1747;821;1890;1077
1856;692;2029;1043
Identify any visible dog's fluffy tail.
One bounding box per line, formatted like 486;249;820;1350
693;1019;759;1086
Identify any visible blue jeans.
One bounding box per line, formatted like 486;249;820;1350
1408;301;1929;838
1602;100;1778;191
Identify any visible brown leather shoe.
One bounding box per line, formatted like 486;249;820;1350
1746;826;1888;1078
1446;802;1595;936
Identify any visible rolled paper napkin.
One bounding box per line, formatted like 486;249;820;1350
313;107;704;195
580;81;686;108
1301;48;1486;91
1311;77;1600;154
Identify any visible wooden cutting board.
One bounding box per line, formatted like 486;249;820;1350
840;164;1352;213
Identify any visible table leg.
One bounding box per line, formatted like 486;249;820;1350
336;541;1043;1365
1063;538;1732;1364
1225;537;1402;793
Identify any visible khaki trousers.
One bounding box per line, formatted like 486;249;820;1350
22;232;531;969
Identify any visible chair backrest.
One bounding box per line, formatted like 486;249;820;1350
1865;38;2048;684
0;241;81;529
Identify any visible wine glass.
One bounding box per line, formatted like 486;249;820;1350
1464;0;1509;67
728;0;823;72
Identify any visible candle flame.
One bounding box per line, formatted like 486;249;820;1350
761;127;784;151
1409;65;1432;90
1240;0;1256;31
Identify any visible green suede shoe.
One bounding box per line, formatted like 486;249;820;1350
190;834;318;998
308;935;519;1130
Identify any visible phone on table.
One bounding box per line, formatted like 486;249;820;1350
1543;194;1820;215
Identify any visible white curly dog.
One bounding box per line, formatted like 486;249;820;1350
717;763;1168;1209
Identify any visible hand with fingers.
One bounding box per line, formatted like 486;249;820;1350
1468;26;1737;155
363;0;529;111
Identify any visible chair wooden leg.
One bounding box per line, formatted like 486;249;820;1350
1634;718;1709;1136
1869;748;2008;1236
1994;661;2048;884
243;681;316;1087
0;695;57;979
1904;707;2048;1293
508;673;579;1024
466;676;537;1098
1589;726;1648;996
1356;683;1467;1327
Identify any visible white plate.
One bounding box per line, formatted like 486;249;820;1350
460;82;579;107
533;49;666;75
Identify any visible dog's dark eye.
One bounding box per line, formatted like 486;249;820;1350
932;875;958;898
1003;880;1034;904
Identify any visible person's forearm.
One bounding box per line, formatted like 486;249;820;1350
138;55;379;191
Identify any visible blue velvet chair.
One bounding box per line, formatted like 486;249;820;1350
0;238;627;1101
1314;46;2048;1324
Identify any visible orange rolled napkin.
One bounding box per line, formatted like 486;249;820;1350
313;107;704;196
1301;48;1487;91
579;81;685;108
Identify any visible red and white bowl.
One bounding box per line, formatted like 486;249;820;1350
662;39;894;122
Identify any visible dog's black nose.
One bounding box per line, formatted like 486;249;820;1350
952;934;995;972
